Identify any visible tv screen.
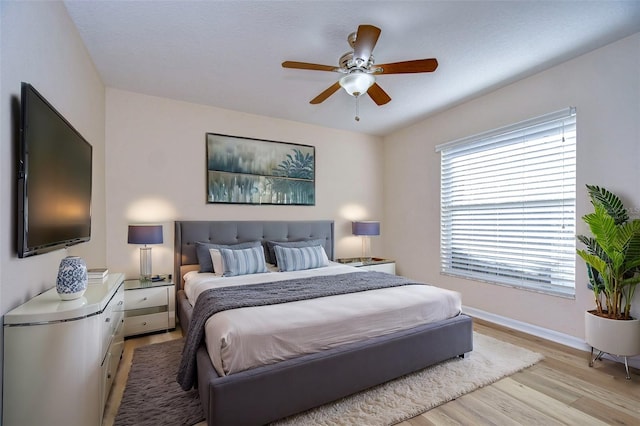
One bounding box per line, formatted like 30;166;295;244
17;83;92;258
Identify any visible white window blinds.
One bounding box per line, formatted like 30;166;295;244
436;107;577;296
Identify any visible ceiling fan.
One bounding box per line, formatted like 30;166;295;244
282;24;438;119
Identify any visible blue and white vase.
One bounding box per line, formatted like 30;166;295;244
56;256;88;300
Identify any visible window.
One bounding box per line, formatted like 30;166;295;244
436;107;576;296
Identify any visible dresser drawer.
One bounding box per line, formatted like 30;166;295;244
101;284;124;358
124;312;169;336
101;351;113;410
104;329;123;401
124;286;167;310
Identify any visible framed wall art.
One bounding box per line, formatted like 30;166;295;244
206;133;315;205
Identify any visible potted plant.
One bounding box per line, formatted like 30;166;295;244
576;185;640;379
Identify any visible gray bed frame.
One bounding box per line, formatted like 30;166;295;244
174;220;473;425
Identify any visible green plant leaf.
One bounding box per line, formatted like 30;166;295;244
576;250;607;276
576;235;610;262
586;184;629;225
582;205;619;258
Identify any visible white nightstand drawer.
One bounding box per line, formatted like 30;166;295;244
124;312;169;336
361;262;396;274
124;286;167;310
123;279;175;337
336;258;396;275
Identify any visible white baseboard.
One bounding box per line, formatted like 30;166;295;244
463;305;640;370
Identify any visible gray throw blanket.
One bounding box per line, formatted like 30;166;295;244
177;271;421;390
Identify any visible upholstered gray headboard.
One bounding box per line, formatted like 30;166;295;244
174;220;335;289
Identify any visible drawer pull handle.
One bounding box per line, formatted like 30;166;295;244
142;322;147;326
142;297;148;301
118;301;123;306
105;318;111;323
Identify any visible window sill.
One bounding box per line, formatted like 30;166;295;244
440;271;576;299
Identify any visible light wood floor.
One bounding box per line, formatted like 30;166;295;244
103;319;640;426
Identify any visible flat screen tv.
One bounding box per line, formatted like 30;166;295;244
17;82;92;258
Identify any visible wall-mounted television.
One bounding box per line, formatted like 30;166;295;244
17;82;92;258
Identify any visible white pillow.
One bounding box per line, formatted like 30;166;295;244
208;249;224;276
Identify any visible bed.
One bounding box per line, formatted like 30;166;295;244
174;220;473;425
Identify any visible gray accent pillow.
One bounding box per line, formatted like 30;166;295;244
195;241;261;273
265;238;325;265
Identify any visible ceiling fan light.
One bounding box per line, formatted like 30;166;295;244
339;72;375;97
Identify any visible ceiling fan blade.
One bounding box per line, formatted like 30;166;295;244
310;82;341;104
282;61;338;72
367;83;391;106
375;58;439;74
353;25;381;64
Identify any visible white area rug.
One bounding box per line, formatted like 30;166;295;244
272;332;543;425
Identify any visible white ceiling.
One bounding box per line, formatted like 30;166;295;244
64;1;640;136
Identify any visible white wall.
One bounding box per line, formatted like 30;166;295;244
383;33;640;340
1;2;106;311
105;89;384;279
0;0;106;417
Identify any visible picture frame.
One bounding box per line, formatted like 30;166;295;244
206;133;315;205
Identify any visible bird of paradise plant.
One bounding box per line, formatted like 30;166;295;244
576;185;640;320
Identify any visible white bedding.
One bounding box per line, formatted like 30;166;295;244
184;263;462;376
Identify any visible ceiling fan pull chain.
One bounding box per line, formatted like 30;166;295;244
355;96;360;122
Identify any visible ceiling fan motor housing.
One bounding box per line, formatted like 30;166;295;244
347;31;357;48
339;52;375;72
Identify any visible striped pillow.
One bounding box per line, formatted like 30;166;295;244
274;245;329;272
265;239;326;265
195;241;261;273
219;246;268;277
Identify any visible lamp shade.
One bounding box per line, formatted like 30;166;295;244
352;221;380;236
339;72;375;97
128;225;163;245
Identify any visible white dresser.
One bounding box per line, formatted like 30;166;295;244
3;273;125;426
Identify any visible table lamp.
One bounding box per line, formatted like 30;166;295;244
352;221;380;262
128;225;163;280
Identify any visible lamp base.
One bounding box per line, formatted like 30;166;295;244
360;236;372;263
139;246;153;281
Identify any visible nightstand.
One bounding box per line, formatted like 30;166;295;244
123;278;175;337
337;257;396;274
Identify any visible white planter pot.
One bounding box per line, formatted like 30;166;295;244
585;310;640;356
